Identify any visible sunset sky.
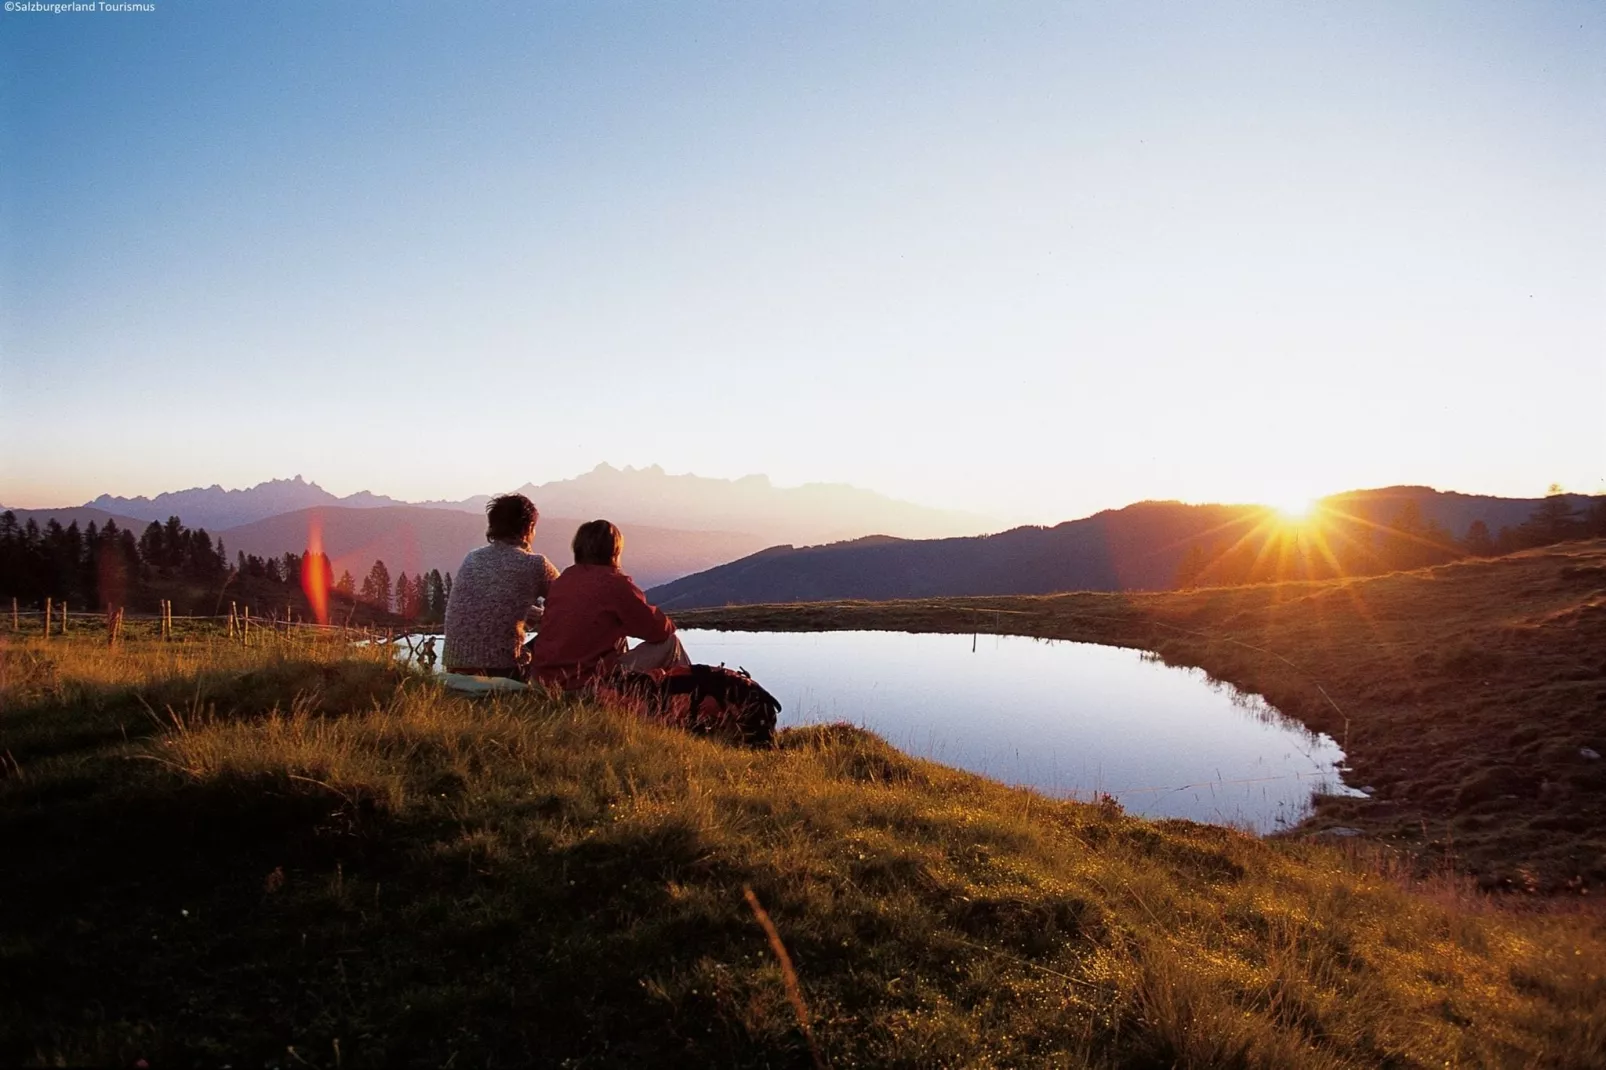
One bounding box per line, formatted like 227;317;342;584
2;1;1601;526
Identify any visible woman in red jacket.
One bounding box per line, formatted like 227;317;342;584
528;519;692;689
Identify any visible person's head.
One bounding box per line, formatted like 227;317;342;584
485;493;539;548
572;519;623;567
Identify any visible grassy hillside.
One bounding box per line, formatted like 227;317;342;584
681;539;1606;893
3;627;1603;1066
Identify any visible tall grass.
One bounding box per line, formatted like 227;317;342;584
3;632;1603;1066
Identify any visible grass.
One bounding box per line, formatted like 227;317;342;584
679;538;1606;894
3;624;1605;1066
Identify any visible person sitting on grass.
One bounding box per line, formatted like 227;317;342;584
528;519;691;690
442;493;559;679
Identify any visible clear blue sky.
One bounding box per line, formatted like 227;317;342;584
3;1;1601;523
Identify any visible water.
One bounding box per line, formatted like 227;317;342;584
396;627;1360;832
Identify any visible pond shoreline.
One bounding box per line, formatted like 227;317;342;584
676;538;1606;894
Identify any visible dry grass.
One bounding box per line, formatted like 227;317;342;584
680;538;1606;893
3;631;1604;1066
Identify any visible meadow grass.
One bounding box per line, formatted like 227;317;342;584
680;539;1606;894
3;629;1603;1066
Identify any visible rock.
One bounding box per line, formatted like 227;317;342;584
1581;747;1601;761
1316;827;1365;838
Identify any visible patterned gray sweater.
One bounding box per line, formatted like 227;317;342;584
442;542;560;670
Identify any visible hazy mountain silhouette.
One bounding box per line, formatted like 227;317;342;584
217;506;769;590
498;463;993;541
76;466;991;543
87;476;407;530
646;488;1595;609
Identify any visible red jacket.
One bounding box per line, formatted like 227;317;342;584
529;563;676;688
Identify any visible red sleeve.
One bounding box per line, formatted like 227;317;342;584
612;573;674;643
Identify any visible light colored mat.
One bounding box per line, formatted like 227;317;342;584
439;673;531;694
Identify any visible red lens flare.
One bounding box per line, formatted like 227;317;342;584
301;515;330;625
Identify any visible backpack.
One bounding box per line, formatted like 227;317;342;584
619;664;782;747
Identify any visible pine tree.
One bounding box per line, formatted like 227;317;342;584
427;569;447;621
395;572;413;620
1463;519;1495;557
360;560;392;612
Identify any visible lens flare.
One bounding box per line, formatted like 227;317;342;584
301;515;330;625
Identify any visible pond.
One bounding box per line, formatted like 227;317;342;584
399;627;1360;833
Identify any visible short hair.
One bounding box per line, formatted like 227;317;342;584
572;519;623;567
486;494;539;542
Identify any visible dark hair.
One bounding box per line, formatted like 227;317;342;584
486;494;539;543
572;519;623;567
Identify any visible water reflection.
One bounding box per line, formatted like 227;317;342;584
677;629;1359;833
396;627;1359;833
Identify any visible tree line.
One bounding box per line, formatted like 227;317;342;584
0;511;452;623
1175;490;1606;589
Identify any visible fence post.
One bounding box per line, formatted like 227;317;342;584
61;602;68;634
11;597;17;632
43;597;52;639
243;606;250;646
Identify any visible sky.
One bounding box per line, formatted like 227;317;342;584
2;1;1602;526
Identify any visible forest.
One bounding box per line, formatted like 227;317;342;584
0;512;445;623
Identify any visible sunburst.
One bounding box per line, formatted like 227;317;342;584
1272;496;1317;523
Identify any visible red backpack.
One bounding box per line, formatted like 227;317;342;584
618;664;781;747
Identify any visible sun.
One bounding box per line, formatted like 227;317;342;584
1272;496;1318;523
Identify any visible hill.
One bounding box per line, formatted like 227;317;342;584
3;628;1602;1064
678;538;1606;893
217;505;769;589
649;489;1603;609
1323;485;1599;539
0;505;156;536
649;501;1269;609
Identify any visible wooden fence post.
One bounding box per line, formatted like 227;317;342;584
43;597;52;639
61;602;68;634
11;597;17;632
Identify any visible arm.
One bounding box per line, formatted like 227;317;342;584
524;556;561;627
613;573;675;644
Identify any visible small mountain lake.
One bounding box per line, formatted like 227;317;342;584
401;627;1360;833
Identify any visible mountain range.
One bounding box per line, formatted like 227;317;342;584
11;477;1594;600
646;487;1601;609
8;466;993;588
80;465;991;543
